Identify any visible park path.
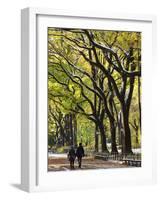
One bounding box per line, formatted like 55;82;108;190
48;156;131;172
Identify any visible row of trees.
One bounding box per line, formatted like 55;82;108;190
48;28;141;154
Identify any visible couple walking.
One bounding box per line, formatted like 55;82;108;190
68;143;84;169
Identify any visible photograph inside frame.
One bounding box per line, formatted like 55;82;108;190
47;28;141;172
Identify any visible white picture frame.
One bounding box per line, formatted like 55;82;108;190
21;7;157;192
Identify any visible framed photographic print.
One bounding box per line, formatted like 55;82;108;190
21;7;156;192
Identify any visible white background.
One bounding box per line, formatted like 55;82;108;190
0;0;160;199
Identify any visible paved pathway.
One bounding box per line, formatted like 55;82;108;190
48;156;131;172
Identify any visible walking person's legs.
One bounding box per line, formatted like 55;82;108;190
70;158;75;169
70;160;72;169
78;157;80;168
79;157;82;168
72;159;75;169
78;156;82;168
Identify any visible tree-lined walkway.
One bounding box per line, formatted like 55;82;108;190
47;27;143;174
48;28;142;155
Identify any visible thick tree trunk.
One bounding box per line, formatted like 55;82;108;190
98;122;108;152
118;111;125;153
121;72;135;154
60;125;64;146
122;105;133;154
110;119;118;153
109;96;118;153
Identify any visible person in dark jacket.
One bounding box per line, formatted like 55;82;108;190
68;146;76;169
76;143;85;168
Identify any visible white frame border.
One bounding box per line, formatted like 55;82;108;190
21;7;157;192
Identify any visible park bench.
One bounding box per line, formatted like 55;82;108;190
94;153;109;161
122;159;141;167
94;152;141;167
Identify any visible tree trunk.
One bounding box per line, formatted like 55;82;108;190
138;77;141;132
60;125;64;146
110;119;118;153
95;124;99;152
122;105;133;154
64;114;70;146
73;114;77;146
136;130;138;145
109;96;118;153
118;111;125;153
121;72;135;154
98;122;108;152
69;114;73;146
